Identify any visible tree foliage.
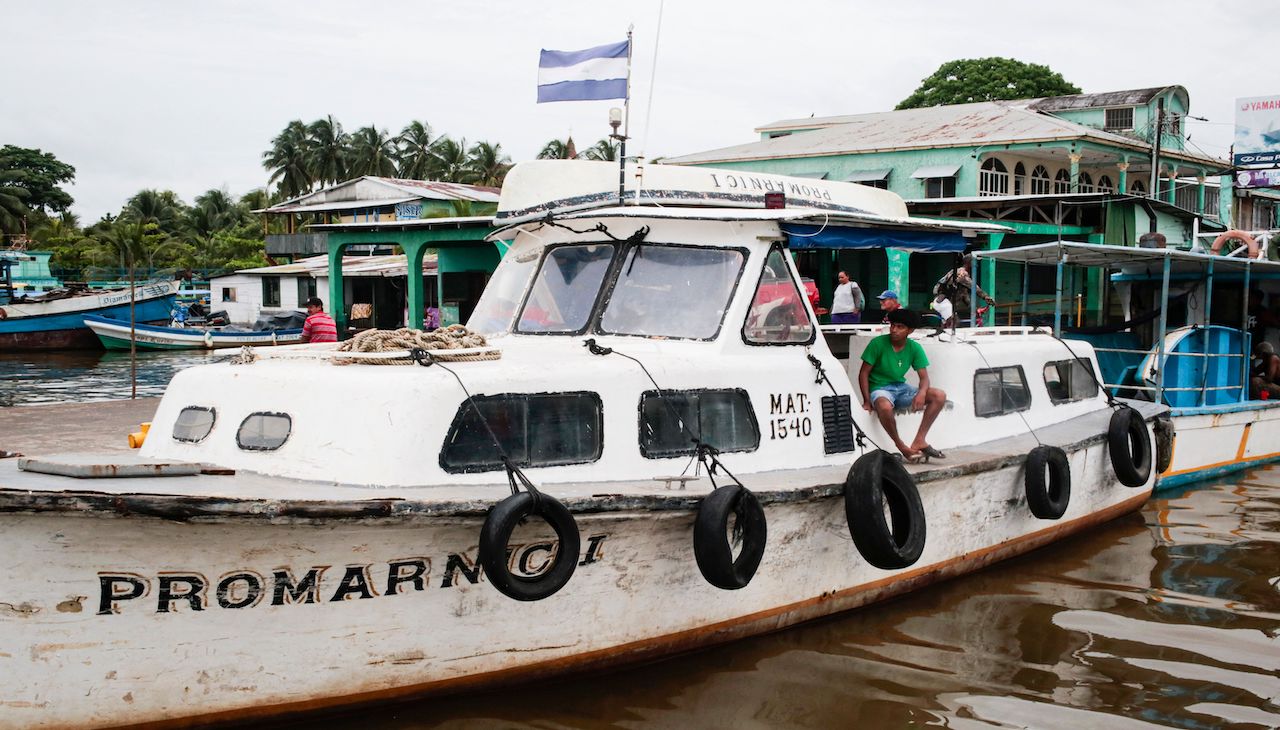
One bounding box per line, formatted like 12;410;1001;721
896;57;1081;110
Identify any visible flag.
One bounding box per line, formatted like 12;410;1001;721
537;39;629;103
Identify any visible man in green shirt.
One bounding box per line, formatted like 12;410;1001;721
857;309;947;462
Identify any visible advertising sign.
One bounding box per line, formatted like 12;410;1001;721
395;202;422;220
1237;169;1280;189
1235;94;1280;167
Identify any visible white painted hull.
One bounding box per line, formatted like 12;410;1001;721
0;432;1151;729
1159;401;1280;487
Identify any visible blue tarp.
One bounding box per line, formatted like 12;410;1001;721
782;223;968;253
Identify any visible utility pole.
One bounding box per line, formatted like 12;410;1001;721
1148;98;1164;229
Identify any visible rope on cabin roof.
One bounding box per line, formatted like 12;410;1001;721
334;325;497;364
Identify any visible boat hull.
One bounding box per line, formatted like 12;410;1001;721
0;434;1152;729
1157;400;1280;488
0;283;178;351
83;315;303;351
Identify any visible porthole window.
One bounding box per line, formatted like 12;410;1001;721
237;412;292;451
639;389;760;458
974;366;1031;417
1044;358;1099;404
441;392;603;473
172;406;216;443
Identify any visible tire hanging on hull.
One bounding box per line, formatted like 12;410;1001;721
1108;406;1153;488
694;484;768;590
478;491;581;601
845;450;927;569
1024;445;1071;520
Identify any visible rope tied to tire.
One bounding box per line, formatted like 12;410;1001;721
1024;445;1071;520
584;338;767;590
415;350;579;601
1108;405;1153;488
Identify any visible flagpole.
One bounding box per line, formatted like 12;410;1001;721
619;25;633;206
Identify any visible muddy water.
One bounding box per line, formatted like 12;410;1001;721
0;350;217;406
306;470;1280;729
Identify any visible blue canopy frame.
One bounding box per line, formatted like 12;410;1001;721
782;223;968;253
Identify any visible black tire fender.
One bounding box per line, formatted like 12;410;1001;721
845;450;927;569
694;485;768;590
1153;415;1175;475
1025;445;1071;520
478;491;580;601
1108;406;1153;487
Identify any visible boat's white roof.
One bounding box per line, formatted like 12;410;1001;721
976;242;1280;273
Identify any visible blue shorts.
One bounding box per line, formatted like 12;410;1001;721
870;381;918;409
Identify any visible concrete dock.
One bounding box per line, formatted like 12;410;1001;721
0;398;160;456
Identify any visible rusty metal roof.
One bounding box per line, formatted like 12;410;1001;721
666;99;1223;167
258;176;500;214
1028;86;1186;112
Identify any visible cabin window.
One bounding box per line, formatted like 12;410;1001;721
744;248;814;345
1044;358;1099;404
467;247;540;334
1105;107;1134;131
262;276;281;308
172;406;216;443
517;244;616;334
973;366;1031;417
236;412;291;450
441;392;603;473
600;244;746;340
639;389;759;458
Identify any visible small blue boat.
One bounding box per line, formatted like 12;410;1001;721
83;314;303;350
0;280;179;350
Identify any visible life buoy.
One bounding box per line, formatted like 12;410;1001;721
1153;415;1175;474
1108;407;1153;487
845;450;927;569
1210;230;1260;259
1025;445;1071;519
478;491;580;601
693;484;767;590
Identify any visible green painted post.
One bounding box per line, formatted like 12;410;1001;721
885;249;910;305
1069;153;1081;193
327;245;346;336
404;240;426;329
1196;176;1206;215
983;233;1003;306
1117;161;1129;195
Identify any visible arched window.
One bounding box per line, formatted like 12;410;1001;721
1030;165;1051;195
1053;168;1071;194
1130;179;1147;195
1077;172;1094;194
1097;175;1114;193
1013;162;1026;196
979;157;1009;196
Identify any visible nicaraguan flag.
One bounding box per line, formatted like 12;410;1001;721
537;39;629;103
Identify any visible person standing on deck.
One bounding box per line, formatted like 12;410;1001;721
858;309;947;462
830;271;865;324
301;297;338;343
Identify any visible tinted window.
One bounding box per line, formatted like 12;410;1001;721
172;406;216;443
600;245;745;340
974;367;1031;417
640;389;759;458
1044;358;1099;403
517;244;615;333
467;247;540;335
441;393;603;472
744;248;814;345
237;413;292;451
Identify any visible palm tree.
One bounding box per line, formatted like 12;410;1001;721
261;120;311;199
427;136;471;183
0;177;30;234
395;120;435;179
194;188;242;229
465;141;512;187
537;137;577;160
349;126;398;178
582;138;618;162
123;189;184;232
305;115;350;187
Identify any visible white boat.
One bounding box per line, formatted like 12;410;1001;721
83;313;304;350
0;161;1163;728
977;241;1280;488
0;280;179;350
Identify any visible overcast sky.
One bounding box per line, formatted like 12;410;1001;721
2;0;1265;221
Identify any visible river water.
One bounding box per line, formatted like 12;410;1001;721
6;353;1278;728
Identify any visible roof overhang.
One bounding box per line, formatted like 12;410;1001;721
975;242;1280;273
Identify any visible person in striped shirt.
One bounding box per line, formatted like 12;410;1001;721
301;297;338;343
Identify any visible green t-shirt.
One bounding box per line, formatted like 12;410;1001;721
861;335;929;391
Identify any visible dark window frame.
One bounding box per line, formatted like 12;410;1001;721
236;412;292;451
973;365;1032;418
439;391;604;473
513;242;619;337
1104;107;1135;131
172;406;216;443
637;388;760;459
924;176;956;199
741;244;817;347
1043;358;1100;404
262;275;281;308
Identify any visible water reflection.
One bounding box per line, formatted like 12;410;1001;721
0;350;217;406
305;469;1280;729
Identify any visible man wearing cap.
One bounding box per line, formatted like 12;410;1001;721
877;290;902;323
858;309;947;462
301;297;338;343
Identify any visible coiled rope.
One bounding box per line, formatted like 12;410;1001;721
335;324;498;365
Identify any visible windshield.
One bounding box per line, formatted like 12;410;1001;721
600;245;745;339
466;246;540;335
517;243;616;333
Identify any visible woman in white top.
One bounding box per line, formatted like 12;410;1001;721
830;271;864;324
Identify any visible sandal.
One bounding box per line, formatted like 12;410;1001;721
892;452;924;465
919;445;946;461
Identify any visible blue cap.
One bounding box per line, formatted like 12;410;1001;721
877;290;898;300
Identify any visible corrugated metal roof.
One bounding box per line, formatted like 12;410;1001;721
258;176;500;214
669;98;1222;168
229;253;437;278
1028;86;1183;111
